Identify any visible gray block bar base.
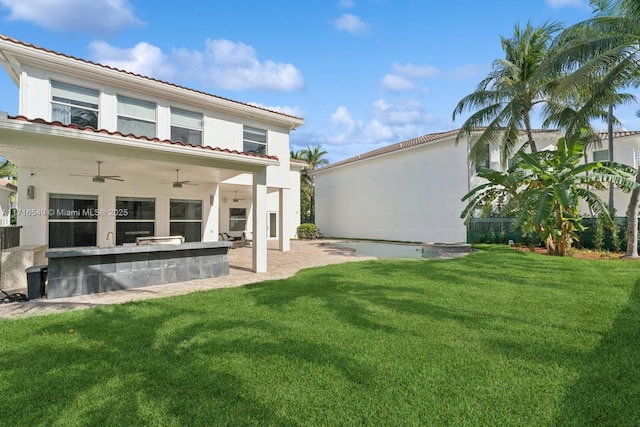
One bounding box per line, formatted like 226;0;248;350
46;241;233;299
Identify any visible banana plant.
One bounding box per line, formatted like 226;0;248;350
462;134;638;255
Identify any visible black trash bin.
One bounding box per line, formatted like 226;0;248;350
26;265;47;300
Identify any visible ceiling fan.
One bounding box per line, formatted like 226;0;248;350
69;161;124;183
167;169;198;188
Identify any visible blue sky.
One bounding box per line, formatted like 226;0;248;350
0;0;636;163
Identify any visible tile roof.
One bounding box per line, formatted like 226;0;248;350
0;34;303;123
597;130;640;139
315;129;461;172
313;128;640;172
10;115;279;161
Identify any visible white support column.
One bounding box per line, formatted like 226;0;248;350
202;184;220;242
278;188;290;252
252;169;268;272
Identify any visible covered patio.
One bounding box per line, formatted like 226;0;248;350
0;113;290;275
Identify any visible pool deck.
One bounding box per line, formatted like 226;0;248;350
0;240;375;319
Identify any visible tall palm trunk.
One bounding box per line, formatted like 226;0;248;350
625;168;640;258
523;111;538;152
608;104;615;215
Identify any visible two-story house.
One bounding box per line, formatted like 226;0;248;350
311;129;640;243
0;34;304;274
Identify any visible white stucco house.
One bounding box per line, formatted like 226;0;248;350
311;129;640;243
0;178;16;227
0;34;304;273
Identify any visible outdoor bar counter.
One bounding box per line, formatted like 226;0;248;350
46;241;233;299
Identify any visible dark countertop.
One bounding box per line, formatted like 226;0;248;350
46;241;233;258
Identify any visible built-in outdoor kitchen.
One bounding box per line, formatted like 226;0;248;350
45;236;232;299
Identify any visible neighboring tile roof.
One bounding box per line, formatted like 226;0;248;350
314;129;461;172
313;128;640;172
0;34;303;123
597;130;640;139
10;115;279;161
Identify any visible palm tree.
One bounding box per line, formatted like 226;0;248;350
291;145;329;223
549;0;640;256
452;21;564;165
462;133;638;255
300;145;329;171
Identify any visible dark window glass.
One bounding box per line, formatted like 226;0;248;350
170;222;201;242
171;127;202;146
48;222;97;248
48;194;98;248
170;200;202;220
116;197;155;220
115;222;155;245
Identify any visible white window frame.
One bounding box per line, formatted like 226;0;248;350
171;108;203;146
117;96;157;137
48;193;99;248
169;198;203;242
50;81;100;128
593;149;609;162
229;207;247;233
243;126;267;155
115;196;156;245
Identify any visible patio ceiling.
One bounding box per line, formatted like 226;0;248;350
0;118;275;185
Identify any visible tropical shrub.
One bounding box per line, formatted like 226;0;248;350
297;223;318;239
462;135;638;255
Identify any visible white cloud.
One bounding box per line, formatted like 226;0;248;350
89;38;305;92
338;0;355;8
380;63;438;93
380;74;419;92
249;102;303;118
89;41;174;80
334;13;368;35
391;63;440;79
0;0;142;35
331;106;357;134
317;99;439;149
546;0;590;9
173;39;304;91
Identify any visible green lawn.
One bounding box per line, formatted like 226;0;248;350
1;246;638;426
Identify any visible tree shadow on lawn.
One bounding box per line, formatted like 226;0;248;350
0;300;374;426
551;278;640;426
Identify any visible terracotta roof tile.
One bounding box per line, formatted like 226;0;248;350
10;115;279;161
317;129;460;171
314;128;640;172
0;34;303;122
597;130;640;139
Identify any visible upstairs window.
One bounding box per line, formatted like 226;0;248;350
593;149;609;162
171;108;202;146
474;144;491;173
51;81;99;129
117;96;156;138
243;127;267;155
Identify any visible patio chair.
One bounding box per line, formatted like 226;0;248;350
219;232;232;241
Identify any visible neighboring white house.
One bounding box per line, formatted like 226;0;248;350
311;129;640;243
0;178;16;227
0;34;305;273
